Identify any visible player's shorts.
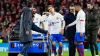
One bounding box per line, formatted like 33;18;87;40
50;34;63;42
74;32;85;42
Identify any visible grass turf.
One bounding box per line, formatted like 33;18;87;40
62;51;100;56
0;51;100;56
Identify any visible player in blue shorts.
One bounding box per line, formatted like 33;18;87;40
66;3;86;56
47;5;65;56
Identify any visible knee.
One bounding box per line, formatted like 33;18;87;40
59;42;62;47
52;42;56;45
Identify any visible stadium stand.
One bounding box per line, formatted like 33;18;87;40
0;0;100;43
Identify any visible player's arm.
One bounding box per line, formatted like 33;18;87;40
61;20;65;35
41;22;45;30
80;13;85;32
59;13;65;35
68;16;79;27
58;13;65;29
40;15;45;30
61;19;65;29
80;13;86;36
31;22;48;34
47;16;51;34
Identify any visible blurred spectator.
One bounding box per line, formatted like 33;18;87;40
49;0;54;5
61;0;68;6
0;0;100;43
59;6;68;15
0;26;8;42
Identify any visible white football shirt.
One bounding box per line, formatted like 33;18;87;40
47;12;64;34
31;13;43;34
68;9;86;33
42;14;48;30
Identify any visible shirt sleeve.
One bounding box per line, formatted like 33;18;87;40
58;13;64;21
40;15;44;22
68;14;79;27
80;13;86;32
58;13;65;29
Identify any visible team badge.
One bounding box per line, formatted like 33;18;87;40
56;17;59;20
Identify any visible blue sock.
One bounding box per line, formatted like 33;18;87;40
76;44;84;56
76;44;80;53
52;45;57;55
79;44;84;55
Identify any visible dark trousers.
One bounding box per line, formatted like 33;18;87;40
20;41;33;56
87;30;98;56
68;36;76;56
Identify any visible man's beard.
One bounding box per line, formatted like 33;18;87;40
32;11;36;14
32;12;36;14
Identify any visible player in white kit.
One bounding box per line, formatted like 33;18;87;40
47;5;65;56
42;12;49;31
31;7;44;38
66;3;86;56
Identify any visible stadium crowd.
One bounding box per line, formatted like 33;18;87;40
0;0;100;43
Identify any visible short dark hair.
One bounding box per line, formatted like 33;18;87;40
48;5;54;8
27;2;33;8
87;2;93;5
74;3;81;6
33;5;37;9
70;4;75;7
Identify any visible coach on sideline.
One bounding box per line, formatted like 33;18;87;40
18;2;49;56
86;2;100;56
64;4;76;56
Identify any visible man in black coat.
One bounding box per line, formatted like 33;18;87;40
86;2;100;56
64;5;76;56
18;2;49;56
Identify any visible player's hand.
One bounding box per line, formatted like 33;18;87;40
65;25;69;30
46;32;50;38
80;32;83;37
60;29;64;35
98;28;100;35
26;31;29;35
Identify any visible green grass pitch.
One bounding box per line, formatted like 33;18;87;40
0;51;100;56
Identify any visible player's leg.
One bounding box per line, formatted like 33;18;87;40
51;34;57;56
76;42;84;56
58;42;62;56
75;33;84;56
57;34;63;56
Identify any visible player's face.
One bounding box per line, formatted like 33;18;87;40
32;8;36;14
87;4;93;10
70;7;75;13
75;6;79;12
48;7;54;13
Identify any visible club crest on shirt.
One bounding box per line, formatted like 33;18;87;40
56;17;59;20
